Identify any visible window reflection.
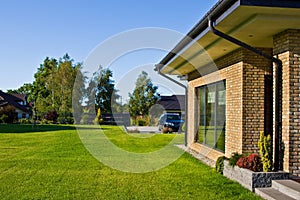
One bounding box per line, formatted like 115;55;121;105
196;80;226;152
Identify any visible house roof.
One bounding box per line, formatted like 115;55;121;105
157;0;300;76
11;93;27;101
0;90;30;113
157;95;185;111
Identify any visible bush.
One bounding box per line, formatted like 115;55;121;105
0;114;9;123
19;118;31;124
215;156;226;174
44;110;59;123
58;117;66;124
258;131;273;172
94;108;103;125
66;116;74;124
0;105;16;123
236;154;263;172
229;152;244;167
236;157;247;168
137;119;147;126
41;119;50;124
57;116;74;124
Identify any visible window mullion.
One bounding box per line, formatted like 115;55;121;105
214;84;217;148
204;87;207;145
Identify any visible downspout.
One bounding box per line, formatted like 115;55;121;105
208;18;282;171
155;64;188;146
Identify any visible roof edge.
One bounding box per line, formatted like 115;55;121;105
158;0;239;69
157;0;300;71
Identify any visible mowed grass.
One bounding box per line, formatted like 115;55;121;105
0;124;261;200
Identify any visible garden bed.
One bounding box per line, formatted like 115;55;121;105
223;160;289;192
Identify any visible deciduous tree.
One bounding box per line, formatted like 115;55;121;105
129;71;159;120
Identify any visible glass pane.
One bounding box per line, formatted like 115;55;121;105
198;87;206;143
205;127;215;147
196;80;226;152
198;126;205;143
216;81;226;152
215;127;225;152
206;84;215;146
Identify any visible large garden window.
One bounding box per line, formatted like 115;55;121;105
196;80;226;152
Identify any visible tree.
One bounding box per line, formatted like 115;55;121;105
55;54;76;120
22;54;86;123
6;83;33;95
32;57;58;115
72;65;86;124
88;67;120;114
129;71;159;120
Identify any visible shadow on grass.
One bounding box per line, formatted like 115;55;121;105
0;124;113;134
0;124;76;133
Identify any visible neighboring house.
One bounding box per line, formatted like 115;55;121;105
0;90;31;121
157;0;300;177
156;95;185;116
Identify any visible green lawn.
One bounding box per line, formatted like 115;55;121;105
0;124;261;199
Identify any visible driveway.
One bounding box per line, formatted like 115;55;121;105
125;126;160;133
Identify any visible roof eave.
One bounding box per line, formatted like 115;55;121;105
157;0;300;73
158;0;239;70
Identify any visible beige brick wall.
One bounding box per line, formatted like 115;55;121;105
187;48;272;160
242;49;272;153
274;29;300;176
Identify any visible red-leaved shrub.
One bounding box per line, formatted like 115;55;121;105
236;154;262;172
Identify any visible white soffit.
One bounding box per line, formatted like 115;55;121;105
162;6;300;76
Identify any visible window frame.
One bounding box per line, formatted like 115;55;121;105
195;80;226;152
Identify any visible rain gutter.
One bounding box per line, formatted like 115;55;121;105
208;17;282;171
154;65;188;146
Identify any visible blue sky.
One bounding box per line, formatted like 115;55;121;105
0;0;218;100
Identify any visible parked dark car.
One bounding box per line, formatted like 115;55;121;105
158;113;184;133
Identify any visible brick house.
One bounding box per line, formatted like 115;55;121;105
157;0;300;176
0;90;31;121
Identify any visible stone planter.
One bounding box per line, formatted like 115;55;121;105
223;160;289;192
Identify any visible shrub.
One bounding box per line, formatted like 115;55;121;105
0;105;16;123
41;119;50;124
236;157;247;168
137;119;147;126
58;117;66;124
247;154;263;172
44;110;59;123
0;114;9;123
236;154;262;172
258;131;273;172
66;116;74;124
228;152;244;167
19;118;31;124
94;108;103;125
215;156;226;174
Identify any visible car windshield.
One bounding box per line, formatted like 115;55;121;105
166;115;180;120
